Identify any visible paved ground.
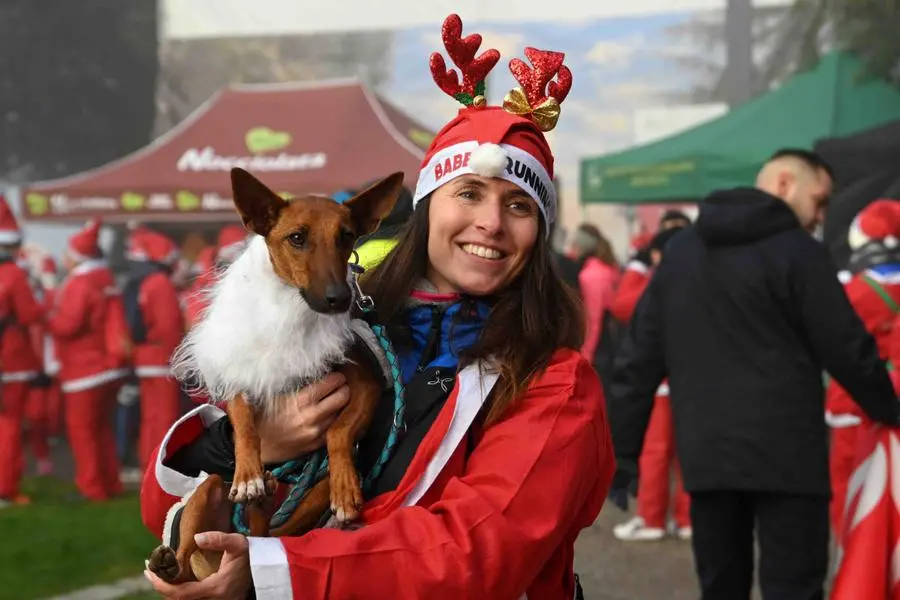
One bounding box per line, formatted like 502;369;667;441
575;504;701;600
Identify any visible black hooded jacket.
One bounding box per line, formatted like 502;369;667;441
609;187;900;495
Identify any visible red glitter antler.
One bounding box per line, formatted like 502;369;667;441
504;48;572;131
429;14;500;107
510;48;572;107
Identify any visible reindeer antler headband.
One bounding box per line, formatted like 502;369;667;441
429;14;572;131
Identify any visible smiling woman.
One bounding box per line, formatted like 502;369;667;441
425;175;539;296
141;13;613;600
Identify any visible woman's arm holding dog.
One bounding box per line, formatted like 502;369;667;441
141;374;351;538
248;353;614;600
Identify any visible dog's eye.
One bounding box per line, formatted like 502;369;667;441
340;229;355;246
287;231;307;248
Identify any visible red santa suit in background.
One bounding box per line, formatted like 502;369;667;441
46;220;127;501
36;256;63;441
181;227;247;406
182;226;246;330
0;201;44;506
826;200;900;540
21;253;58;476
179;246;214;328
611;235;691;541
124;227;185;469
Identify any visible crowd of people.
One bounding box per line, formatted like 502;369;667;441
0;206;255;506
3;12;895;598
559;149;900;599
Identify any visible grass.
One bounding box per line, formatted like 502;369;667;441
120;594;159;600
0;477;157;600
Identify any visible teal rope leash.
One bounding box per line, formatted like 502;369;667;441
232;259;406;535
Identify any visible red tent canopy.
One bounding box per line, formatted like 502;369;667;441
20;79;432;223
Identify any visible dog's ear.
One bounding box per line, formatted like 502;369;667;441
230;168;289;237
343;172;405;237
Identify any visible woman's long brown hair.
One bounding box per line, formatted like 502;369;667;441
361;196;585;426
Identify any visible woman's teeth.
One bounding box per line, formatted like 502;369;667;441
461;243;503;259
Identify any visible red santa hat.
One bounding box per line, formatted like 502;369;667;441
848;199;900;251
126;225;179;265
216;224;248;263
67;219;102;262
411;14;572;236
0;195;22;246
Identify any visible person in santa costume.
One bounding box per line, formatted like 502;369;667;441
826;199;900;539
22;254;61;477
182;225;246;330
122;226;186;470
0;198;44;507
142;15;612;600
612;225;693;542
45;220;128;501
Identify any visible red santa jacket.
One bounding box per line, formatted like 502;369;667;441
182;269;215;331
134;271;184;377
609;260;651;324
826;265;900;426
0;260;43;381
45;259;128;392
141;350;614;600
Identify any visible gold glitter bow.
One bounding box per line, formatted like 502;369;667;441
502;87;561;132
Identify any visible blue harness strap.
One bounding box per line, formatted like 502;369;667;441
232;259;406;535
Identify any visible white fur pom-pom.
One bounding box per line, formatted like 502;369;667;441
469;143;508;178
847;216;870;251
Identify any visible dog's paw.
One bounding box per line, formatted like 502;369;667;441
329;466;363;523
229;466;267;504
264;471;277;496
147;545;180;583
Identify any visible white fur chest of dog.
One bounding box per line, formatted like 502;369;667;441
172;235;358;413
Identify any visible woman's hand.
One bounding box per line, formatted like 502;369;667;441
258;371;351;463
144;532;251;600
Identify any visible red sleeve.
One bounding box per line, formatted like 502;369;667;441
141;273;185;352
579;263;617;360
610;266;650;323
10;269;43;326
45;279;90;338
260;353;614;599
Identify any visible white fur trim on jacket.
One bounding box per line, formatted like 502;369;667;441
248;538;293;600
1;370;37;383
135;365;173;378
825;411;862;428
625;260;649;274
155;403;225;497
61;368;129;393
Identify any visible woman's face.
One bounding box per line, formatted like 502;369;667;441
426;175;540;296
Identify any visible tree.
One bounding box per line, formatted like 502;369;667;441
0;1;158;182
661;0;900;105
154;31;394;135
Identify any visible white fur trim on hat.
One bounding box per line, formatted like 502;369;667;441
0;230;22;245
413;141;557;234
848;215;869;251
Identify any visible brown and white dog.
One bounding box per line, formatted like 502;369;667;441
146;167;403;583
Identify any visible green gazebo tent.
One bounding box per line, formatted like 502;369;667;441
579;51;900;204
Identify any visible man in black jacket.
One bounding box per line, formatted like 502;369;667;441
609;148;900;600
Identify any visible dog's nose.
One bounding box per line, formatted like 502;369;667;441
324;283;351;310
